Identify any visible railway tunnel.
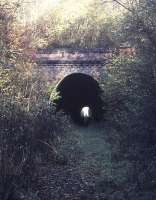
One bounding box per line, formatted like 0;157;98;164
55;73;104;124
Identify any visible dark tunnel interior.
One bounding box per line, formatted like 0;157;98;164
55;73;104;124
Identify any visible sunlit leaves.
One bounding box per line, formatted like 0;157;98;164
36;0;124;49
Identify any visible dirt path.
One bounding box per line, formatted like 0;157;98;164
71;124;113;175
35;121;156;200
37;123;135;200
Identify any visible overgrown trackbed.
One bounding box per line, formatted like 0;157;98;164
36;122;145;200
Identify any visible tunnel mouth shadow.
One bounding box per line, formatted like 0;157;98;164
55;73;103;125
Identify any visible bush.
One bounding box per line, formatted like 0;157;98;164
0;95;68;199
100;55;156;192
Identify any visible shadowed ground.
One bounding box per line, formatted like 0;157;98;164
35;122;154;200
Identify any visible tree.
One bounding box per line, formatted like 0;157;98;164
35;0;124;49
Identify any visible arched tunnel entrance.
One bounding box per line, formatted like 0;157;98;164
55;73;103;124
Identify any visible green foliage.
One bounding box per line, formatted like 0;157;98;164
1;0;156;199
117;0;156;55
0;97;67;199
0;2;70;199
99;53;156;198
103;56;151;120
49;85;61;104
36;0;124;49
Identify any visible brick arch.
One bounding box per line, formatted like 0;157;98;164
55;65;101;84
37;63;105;87
36;48;108;86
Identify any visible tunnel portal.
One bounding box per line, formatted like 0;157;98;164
55;73;103;124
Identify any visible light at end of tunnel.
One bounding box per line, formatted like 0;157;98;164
80;106;92;118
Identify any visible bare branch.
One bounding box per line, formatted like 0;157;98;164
112;0;133;12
